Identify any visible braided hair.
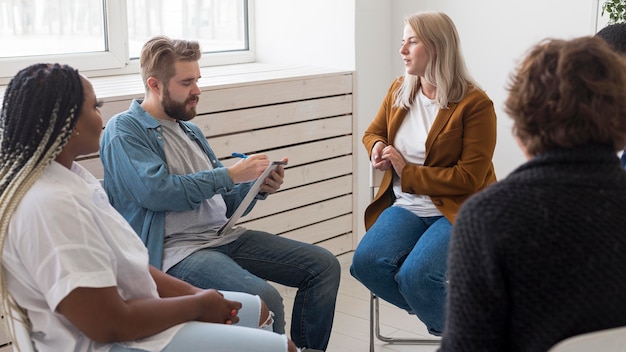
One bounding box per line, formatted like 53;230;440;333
0;63;84;348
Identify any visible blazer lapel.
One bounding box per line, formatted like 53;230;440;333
424;102;458;161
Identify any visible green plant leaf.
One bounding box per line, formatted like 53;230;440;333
603;0;626;24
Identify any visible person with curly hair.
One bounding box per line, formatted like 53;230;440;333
440;36;626;352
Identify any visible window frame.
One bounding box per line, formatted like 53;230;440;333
0;0;254;84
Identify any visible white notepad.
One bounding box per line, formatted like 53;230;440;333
217;161;287;236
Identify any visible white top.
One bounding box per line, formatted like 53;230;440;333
2;161;183;352
392;88;443;217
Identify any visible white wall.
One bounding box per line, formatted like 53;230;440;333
254;0;356;70
255;0;607;240
354;1;394;237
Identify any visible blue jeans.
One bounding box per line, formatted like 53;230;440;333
166;230;340;350
350;206;451;335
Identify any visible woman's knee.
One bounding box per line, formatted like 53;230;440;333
351;235;401;281
349;248;369;280
397;262;446;302
351;232;385;276
161;322;291;352
349;243;373;281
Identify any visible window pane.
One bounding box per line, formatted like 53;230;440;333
0;0;105;58
126;0;248;60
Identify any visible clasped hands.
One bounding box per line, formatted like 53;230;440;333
371;141;406;176
195;289;242;325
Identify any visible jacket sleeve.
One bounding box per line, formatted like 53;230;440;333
401;89;497;197
362;78;403;158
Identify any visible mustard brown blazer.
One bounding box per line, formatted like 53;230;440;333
363;77;497;229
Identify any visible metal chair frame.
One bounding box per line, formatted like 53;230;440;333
367;166;440;352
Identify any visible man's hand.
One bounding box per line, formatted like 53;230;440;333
227;154;270;183
260;157;288;193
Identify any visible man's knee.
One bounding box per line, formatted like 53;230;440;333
397;264;446;301
253;283;283;311
310;245;341;275
326;254;341;283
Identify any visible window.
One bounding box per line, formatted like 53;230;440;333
0;0;252;83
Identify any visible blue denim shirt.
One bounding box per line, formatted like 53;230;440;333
100;100;261;268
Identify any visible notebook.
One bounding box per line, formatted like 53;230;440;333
217;160;287;236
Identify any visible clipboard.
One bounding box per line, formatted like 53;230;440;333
217;160;287;236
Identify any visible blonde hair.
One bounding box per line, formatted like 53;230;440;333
394;12;480;109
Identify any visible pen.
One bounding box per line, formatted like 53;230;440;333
231;152;248;159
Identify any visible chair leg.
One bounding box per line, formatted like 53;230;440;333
370;292;376;352
370;292;440;348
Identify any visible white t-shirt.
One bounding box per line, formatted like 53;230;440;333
159;119;245;272
392;88;443;217
2;161;183;352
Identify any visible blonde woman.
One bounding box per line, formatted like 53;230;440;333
350;12;497;335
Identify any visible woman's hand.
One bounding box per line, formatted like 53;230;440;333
57;286;242;343
150;266;241;325
371;142;391;171
381;144;407;177
194;289;242;325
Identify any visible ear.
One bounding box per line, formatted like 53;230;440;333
146;77;161;94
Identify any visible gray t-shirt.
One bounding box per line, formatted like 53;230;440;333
159;119;246;272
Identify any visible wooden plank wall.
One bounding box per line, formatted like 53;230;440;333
77;69;357;257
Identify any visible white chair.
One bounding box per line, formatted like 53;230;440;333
547;326;626;352
367;166;440;351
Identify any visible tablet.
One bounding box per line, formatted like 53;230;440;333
217;161;287;236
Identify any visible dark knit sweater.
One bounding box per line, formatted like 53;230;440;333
439;145;626;352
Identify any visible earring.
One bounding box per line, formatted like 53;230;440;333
74;130;80;136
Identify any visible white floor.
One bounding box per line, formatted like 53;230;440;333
273;251;441;352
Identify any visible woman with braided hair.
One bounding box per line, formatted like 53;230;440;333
0;63;299;351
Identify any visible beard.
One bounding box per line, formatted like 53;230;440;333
162;89;199;121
